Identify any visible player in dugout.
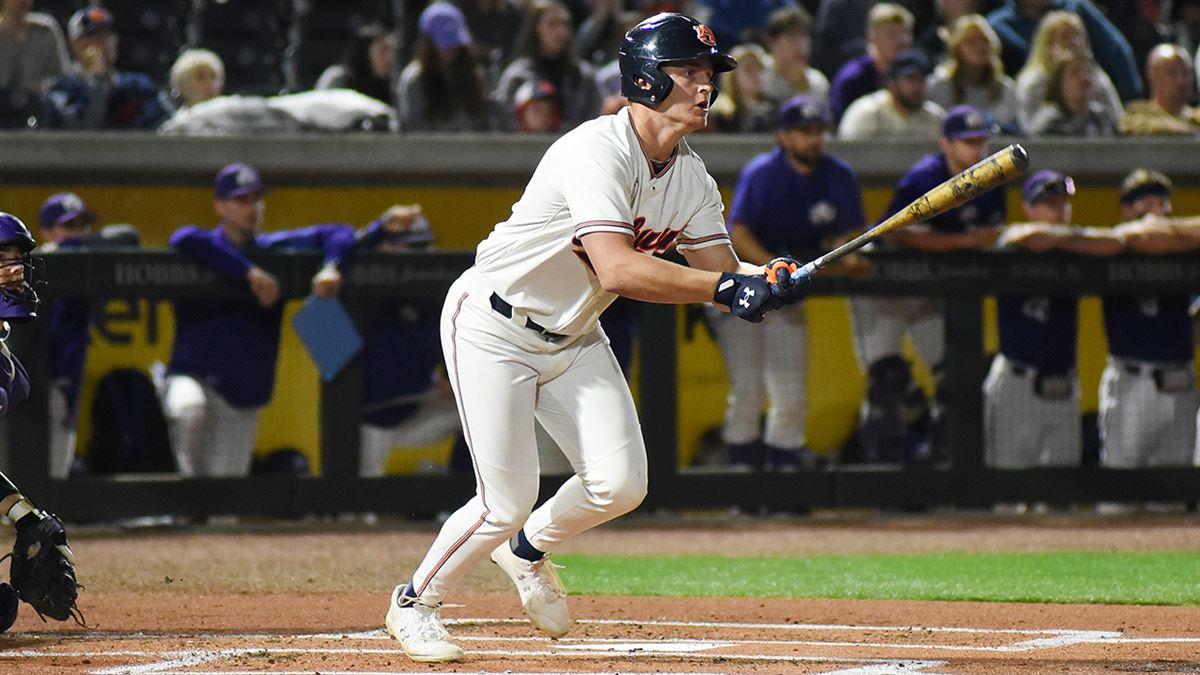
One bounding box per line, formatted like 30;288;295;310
382;13;808;663
849;104;1006;465
984;170;1123;474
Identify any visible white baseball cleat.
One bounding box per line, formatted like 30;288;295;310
384;585;465;663
490;542;572;637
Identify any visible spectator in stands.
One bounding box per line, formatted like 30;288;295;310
164;163;355;478
316;24;396;106
692;0;800;48
42;6;169;129
830;3;915;123
916;0;982;65
0;0;69;125
709;43;777;132
926;15;1020;132
839;48;945;139
985;171;1123;472
495;0;602;132
457;0;526;79
1025;51;1118;136
1167;0;1200;55
986;0;1142;101
352;204;463;477
812;0;872;77
513;79;563;132
168;48;223;112
761;6;829;110
1014;10;1121;130
1121;44;1200;136
397;2;489;132
574;0;625;66
1100;169;1200;471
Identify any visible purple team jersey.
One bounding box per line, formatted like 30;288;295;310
1102;295;1194;363
728;148;865;257
883;152;1007;235
168;223;355;409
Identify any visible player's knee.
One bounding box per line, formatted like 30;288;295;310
591;471;647;515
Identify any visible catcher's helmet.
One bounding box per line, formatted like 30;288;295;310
619;13;736;107
0;213;40;322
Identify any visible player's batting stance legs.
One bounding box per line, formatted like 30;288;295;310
386;273;646;662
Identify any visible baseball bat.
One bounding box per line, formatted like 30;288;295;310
790;143;1029;282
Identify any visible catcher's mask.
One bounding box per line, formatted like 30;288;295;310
618;13;736;108
0;213;41;323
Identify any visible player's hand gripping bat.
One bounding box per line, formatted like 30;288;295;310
789;143;1030;283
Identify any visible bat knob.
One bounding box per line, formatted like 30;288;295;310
1008;143;1030;172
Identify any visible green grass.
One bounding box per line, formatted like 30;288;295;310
554;551;1200;605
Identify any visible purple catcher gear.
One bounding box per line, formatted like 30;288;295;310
0;213;40;322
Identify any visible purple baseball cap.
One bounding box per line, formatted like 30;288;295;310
777;94;831;129
942;105;995;140
1023;170;1075;204
68;6;114;41
214;163;265;200
419;2;472;50
38;192;95;229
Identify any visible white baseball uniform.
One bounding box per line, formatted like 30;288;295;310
407;106;730;605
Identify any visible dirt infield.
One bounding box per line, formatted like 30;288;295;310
3;513;1199;674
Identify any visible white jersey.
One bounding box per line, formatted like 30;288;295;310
475;106;730;335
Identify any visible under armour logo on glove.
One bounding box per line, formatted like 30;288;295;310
714;272;779;323
737;287;755;309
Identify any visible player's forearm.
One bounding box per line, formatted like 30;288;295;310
594;251;724;304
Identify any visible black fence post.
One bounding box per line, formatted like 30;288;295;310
942;295;986;474
638;303;679;508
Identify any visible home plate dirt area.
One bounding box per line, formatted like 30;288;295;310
2;515;1199;674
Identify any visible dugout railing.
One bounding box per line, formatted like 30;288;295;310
5;248;1200;520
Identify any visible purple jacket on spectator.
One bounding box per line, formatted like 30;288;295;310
167;223;355;409
829;54;879;123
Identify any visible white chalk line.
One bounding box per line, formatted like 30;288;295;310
3;616;1197;675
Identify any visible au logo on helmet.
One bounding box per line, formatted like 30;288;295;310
694;24;716;47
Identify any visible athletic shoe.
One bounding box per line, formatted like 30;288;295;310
384;585;464;663
490;542;572;637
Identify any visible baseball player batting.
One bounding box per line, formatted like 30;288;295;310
384;13;807;663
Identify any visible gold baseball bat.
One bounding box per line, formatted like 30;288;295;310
790;143;1029;281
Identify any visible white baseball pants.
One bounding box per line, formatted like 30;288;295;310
1099;358;1199;467
359;392;462;477
850;296;944;369
162;374;260;477
983;355;1081;468
409;268;647;605
708;303;808;449
48;384;76;479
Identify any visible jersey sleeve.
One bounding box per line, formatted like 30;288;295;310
561;136;636;240
169;226;253;279
259;223;357;266
676;173;730;251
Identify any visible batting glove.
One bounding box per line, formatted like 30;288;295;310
764;257;810;305
714;272;779;323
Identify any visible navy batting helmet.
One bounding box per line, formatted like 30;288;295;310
619;13;736;107
0;213;40;322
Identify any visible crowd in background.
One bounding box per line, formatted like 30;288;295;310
1;0;1199;137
